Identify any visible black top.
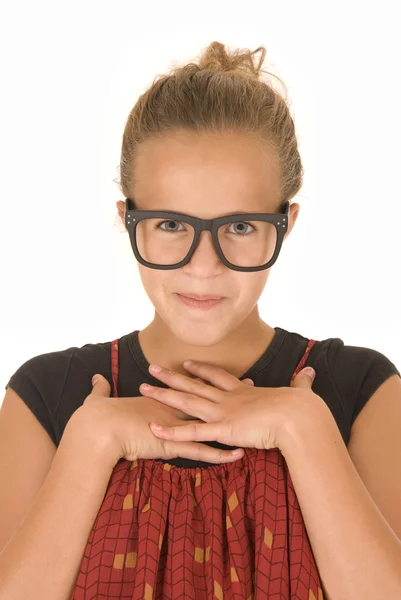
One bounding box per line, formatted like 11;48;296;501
5;326;400;467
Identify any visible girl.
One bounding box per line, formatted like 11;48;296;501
1;41;401;600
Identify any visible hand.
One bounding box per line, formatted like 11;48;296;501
140;361;320;451
71;374;254;466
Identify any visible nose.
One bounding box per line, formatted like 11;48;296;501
186;230;225;272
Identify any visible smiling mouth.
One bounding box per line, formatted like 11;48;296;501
175;294;225;310
177;293;224;300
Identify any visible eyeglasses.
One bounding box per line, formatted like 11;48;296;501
124;197;290;272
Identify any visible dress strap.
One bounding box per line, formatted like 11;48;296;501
110;337;317;398
111;339;120;398
290;339;317;385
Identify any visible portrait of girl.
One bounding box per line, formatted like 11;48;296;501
1;6;401;600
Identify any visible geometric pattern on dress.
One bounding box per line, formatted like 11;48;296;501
71;337;324;599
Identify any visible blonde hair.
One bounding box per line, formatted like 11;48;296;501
115;41;304;218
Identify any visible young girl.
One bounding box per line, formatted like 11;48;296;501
1;41;401;600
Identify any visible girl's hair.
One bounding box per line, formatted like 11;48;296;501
115;41;304;217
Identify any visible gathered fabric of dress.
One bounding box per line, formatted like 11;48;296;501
71;337;325;600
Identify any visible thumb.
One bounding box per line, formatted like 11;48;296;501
84;374;111;403
292;367;316;389
242;378;254;386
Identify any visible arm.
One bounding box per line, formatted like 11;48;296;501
0;411;116;600
278;401;401;600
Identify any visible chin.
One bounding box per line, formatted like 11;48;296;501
178;324;228;347
165;314;233;347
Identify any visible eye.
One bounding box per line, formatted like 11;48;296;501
157;220;186;232
226;221;256;236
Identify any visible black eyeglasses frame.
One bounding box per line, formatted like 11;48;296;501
124;197;290;272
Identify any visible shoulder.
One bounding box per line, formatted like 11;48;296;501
316;336;399;418
5;336;116;446
281;328;400;445
308;333;399;436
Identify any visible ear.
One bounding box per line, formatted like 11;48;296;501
116;201;126;228
284;202;300;241
116;200;125;215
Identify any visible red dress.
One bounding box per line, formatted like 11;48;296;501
71;337;325;600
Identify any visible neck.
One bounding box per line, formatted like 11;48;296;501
137;308;276;380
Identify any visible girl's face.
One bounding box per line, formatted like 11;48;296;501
119;131;299;347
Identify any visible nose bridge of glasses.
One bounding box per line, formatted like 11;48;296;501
192;226;220;258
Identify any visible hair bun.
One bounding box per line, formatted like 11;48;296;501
197;41;267;80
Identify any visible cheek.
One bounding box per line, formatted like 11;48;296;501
238;271;270;304
137;267;168;306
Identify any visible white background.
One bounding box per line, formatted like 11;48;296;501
1;0;400;402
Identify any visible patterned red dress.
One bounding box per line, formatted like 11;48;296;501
71;337;325;600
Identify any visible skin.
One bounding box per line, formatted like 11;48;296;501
116;130;300;380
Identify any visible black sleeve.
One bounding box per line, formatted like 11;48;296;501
5;347;77;447
326;338;400;426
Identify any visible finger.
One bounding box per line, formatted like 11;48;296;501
183;361;240;392
141;385;215;421
85;374;111;403
163;440;243;463
150;420;230;443
147;366;218;401
292;367;316;388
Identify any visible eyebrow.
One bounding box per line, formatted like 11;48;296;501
222;210;264;216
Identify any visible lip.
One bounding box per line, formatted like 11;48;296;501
177;293;224;300
176;293;225;310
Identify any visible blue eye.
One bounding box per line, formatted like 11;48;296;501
227;222;256;236
158;220;186;232
156;220;256;236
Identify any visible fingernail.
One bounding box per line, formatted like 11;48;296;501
305;367;316;379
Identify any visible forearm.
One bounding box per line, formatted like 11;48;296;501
0;419;116;600
279;402;401;600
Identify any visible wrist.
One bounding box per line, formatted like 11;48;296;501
62;406;122;469
276;392;334;455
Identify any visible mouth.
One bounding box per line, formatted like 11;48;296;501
175;293;225;310
177;293;224;300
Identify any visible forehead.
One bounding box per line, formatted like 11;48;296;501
130;131;281;215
